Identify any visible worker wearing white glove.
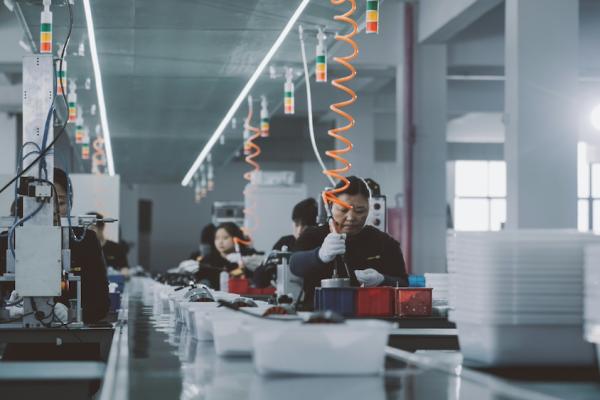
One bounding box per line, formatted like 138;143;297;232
354;268;385;287
53;302;69;324
241;254;265;272
317;233;347;263
225;252;243;264
177;259;199;273
8;290;21;305
6;290;23;318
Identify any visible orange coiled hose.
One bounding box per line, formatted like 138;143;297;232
92;136;107;174
241;96;262;241
322;0;358;212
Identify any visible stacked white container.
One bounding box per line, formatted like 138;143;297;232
584;245;600;366
424;273;449;304
448;230;597;366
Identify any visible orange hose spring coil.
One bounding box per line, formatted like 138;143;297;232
240;96;262;243
322;0;358;212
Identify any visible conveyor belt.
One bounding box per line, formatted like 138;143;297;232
98;279;600;400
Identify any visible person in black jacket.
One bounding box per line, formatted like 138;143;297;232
87;211;129;272
189;223;217;261
252;198;319;288
195;222;257;289
290;176;408;308
272;197;318;252
54;169;110;324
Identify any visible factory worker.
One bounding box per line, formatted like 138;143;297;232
272;197;318;252
189;223;217;260
290;176;409;308
252;198;318;288
195;222;262;289
87;211;129;273
54;169;110;324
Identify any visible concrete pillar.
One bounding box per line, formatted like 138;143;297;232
504;0;578;229
412;44;447;274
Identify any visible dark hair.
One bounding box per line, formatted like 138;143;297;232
53;168;69;192
87;211;105;229
200;223;216;245
334;176;370;198
216;222;246;243
292;198;318;227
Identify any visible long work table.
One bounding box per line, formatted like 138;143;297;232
97;278;600;400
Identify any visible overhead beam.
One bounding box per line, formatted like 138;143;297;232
418;0;503;44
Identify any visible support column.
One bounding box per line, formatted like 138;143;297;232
412;44;447;274
504;0;578;229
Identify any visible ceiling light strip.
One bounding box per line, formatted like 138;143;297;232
83;0;115;176
181;0;311;186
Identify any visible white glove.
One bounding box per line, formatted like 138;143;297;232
226;253;243;264
318;233;346;263
177;259;199;273
242;255;265;272
53;303;69;324
355;268;384;287
8;290;22;305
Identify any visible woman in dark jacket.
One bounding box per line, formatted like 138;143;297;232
195;222;256;289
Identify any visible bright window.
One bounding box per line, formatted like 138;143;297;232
577;142;600;233
454;160;506;231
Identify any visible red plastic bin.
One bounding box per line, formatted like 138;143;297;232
355;287;396;317
248;287;276;295
228;278;250;294
395;287;432;316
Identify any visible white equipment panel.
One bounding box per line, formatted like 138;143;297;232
15;225;62;296
22;55;54;224
244;184;307;251
70;173;120;241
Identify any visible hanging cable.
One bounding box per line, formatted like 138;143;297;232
299;25;336;187
321;0;359;214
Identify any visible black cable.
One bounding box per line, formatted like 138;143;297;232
47;300;83;343
0;0;73;195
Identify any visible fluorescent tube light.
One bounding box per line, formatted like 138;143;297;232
181;0;311;186
83;0;115;176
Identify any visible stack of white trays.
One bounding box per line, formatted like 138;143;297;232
448;230;598;366
584;245;600;368
424;273;449;304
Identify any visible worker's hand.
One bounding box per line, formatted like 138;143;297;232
8;290;21;305
242;255;264;272
53;302;69;324
178;259;199;273
318;233;347;263
355;268;384;287
226;253;243;264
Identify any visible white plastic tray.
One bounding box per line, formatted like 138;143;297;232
456;320;595;366
251;320;394;375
